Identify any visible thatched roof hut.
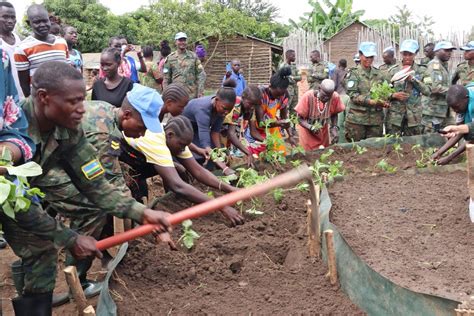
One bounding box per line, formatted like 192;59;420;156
203;34;283;90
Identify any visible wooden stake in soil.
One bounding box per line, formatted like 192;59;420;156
63;266;88;315
109;217;126;257
466;144;474;222
307;182;321;257
83;305;96;316
324;230;338;285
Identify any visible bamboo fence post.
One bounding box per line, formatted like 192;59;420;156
63;266;87;315
324;230;338;285
83;305;96;316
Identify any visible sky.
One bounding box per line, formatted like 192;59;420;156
12;0;473;37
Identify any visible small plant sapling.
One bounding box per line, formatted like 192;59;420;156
290;159;302;167
375;159;397;173
217;173;238;184
178;219;200;249
209;148;228;163
351;140;367;155
272;188;284;203
370;81;395;103
392;143;403;159
290;145;306;156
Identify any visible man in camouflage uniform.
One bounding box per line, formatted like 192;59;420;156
378;47;396;71
452;41;474;86
420;42;435;66
163;32;205;99
421;41;457;133
386;40;430;136
344;42;391;141
280;49;301;113
17;62;172;311
307;50;329;91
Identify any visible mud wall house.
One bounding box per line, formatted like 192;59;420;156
203;34;283;91
323;21;398;68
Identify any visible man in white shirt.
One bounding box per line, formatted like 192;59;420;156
0;1;23;99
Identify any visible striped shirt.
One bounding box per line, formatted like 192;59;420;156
14;36;68;78
124;129;193;167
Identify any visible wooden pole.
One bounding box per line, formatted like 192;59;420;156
324;230;338;285
63;266;87;315
307;181;321;257
83;305;96;316
465;144;474;198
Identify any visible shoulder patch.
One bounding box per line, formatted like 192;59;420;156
347;80;355;88
81;159;105;180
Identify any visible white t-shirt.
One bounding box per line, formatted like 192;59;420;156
1;33;24;100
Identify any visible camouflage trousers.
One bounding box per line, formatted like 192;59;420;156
287;92;299;114
420;115;456;134
0;205;57;294
337;94;351;143
386;118;421;136
344;122;383;142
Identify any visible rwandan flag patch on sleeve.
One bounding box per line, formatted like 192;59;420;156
81;159;105;180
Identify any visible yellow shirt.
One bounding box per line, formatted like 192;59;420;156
124;129;193;167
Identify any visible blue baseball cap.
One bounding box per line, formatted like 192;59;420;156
434;41;456;52
175;32;187;40
400;39;419;53
461;41;474;51
126;84;163;133
359;42;377;57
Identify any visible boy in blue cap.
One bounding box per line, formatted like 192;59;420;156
452;41;474;86
421;41;457;133
344;42;393;141
386;39;429;135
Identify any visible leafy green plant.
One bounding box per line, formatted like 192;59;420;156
392;143;403;159
235;168;269;215
295;182;310;192
351;140;367;155
290;145;306;156
217;173;238;184
415;147;437;168
259;119;287;167
370;81;395;103
209;148;228;162
272;188;284;203
178;219;200;249
309;149;345;187
289;112;299;128
375;159;397;173
311;121;323;132
290;160;302;167
206;191;215;198
0;148;44;231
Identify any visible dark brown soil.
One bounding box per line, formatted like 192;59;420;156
330;170;473;302
112;187;364;314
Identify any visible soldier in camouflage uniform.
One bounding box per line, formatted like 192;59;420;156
452;41;474;86
378;47;396;71
307;50;329;91
279;49;301;113
386;40;430;136
163;32;205;99
419;43;435;66
421;41;457;133
344;42;391;141
16;62;172;311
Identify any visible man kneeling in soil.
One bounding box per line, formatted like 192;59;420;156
24;62;172;305
432;83;474;164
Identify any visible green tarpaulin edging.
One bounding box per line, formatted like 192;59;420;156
319;133;464;316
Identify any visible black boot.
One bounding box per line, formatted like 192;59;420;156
12;292;53;316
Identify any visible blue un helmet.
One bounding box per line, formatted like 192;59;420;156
461;41;474;51
434;41;456;52
400;39;419;54
359;42;377;57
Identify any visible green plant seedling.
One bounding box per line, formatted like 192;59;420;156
392;143;403;159
206;191;215;198
290;160;302;167
370;81;395;103
295;182;310;192
272;188;284;203
178;219;200;249
375;159;397;173
290;145;306;156
217;173;238;184
209;148;228;162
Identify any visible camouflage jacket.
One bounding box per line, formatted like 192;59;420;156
344;65;389;126
419;57;432;67
378;63;395;71
421;57;450;118
22;98;145;223
163;50;205;99
452;61;474;86
387;62;429;127
308;61;329;90
279;62;301;97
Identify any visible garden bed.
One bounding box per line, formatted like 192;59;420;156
330;169;473;303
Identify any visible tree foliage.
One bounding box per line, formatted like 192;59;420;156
388;5;434;38
289;0;364;40
40;0;288;53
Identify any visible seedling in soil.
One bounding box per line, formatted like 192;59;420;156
370;81;395;103
207;191;215;198
309;149;345;187
290;145;306;156
236;168;268;215
414;147;437;168
295;182;310;192
272;188;284;203
290;160;302;167
351;140;367;155
392;143;403;159
178;219;200;249
209;148;228;163
375;159;397;173
259;119;287;167
217;173;238;184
